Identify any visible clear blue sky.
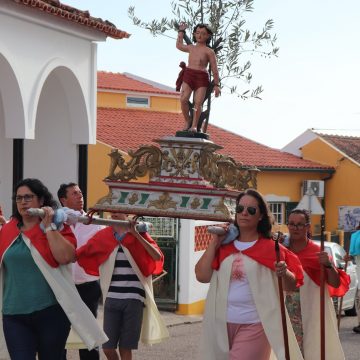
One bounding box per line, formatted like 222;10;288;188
65;0;360;149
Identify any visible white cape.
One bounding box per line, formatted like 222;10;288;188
201;254;304;360
99;245;169;345
300;272;345;360
0;234;108;360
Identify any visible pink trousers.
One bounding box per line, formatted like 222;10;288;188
227;322;271;360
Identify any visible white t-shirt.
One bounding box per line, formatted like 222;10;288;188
227;239;261;324
71;221;104;284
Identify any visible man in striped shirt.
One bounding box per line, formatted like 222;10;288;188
76;213;169;360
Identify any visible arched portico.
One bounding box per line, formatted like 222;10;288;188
0;53;25;138
29;60;91;144
24;65;90;197
0;53;25;215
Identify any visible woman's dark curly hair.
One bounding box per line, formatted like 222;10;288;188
12;178;58;222
235;189;274;239
193;23;213;46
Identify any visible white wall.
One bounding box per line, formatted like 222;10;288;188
178;219;224;306
0;2;104;211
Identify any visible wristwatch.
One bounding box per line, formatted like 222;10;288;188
45;223;57;233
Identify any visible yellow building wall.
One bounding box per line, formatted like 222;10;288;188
88;142;150;209
151;96;181;112
302;138;342;166
97;91;180;112
97;92;126;108
302;138;360;232
257;171;323;234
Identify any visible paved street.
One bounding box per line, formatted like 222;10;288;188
67;312;360;359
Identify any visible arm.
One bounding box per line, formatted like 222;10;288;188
195;234;222;283
319;251;341;288
128;221;161;261
275;261;297;291
208;48;220;97
42;207;75;264
176;22;190;52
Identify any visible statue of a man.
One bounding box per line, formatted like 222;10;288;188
176;23;220;133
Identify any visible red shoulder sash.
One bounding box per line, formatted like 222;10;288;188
296;240;350;296
212;238;304;287
0;218;75;267
76;227;164;277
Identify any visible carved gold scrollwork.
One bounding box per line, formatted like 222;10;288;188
106;147;162;181
161;147;199;177
148;192;177;210
213;197;231;217
199;145;259;190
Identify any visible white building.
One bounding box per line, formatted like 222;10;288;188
0;0;129;215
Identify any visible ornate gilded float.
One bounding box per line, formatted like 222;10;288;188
92;136;259;222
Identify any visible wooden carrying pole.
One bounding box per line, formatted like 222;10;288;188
275;233;290;360
320;216;326;360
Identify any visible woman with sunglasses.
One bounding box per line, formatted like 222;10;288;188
195;189;304;360
283;209;349;359
0;178;107;360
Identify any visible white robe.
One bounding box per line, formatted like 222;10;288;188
299;273;345;360
99;245;169;345
201;254;304;360
0;233;108;360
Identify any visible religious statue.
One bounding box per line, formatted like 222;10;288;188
175;22;221;138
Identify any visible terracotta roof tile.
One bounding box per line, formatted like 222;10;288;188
12;0;130;39
97;107;333;171
97;72;178;96
320;134;360;164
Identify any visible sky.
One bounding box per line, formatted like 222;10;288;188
65;0;360;149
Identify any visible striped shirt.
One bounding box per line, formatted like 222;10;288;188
107;245;145;302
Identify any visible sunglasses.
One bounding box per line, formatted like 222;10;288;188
235;204;257;216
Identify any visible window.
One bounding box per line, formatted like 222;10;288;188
126;96;150;108
269;202;284;225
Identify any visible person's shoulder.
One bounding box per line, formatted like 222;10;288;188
257;237;273;245
94;226;113;236
1;217;17;229
307;239;321;250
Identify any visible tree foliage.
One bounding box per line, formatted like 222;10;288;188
128;0;278;100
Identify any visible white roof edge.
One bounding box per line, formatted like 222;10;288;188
312;128;360;137
281;129;317;156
